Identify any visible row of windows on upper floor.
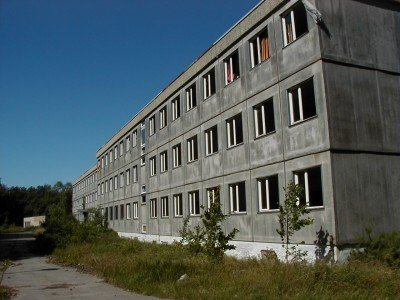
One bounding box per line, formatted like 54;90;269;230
101;165;323;223
74;172;97;193
97;1;310;170
99;76;317;173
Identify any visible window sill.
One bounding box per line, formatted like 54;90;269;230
205;151;219;157
258;209;279;214
172;165;182;169
160;170;168;174
203;93;216;102
254;130;276;141
187;159;198;165
307;205;324;211
161;216;169;219
186;106;197;113
282;31;309;49
230;211;247;215
174;215;183;218
159;126;167;131
189;214;201;217
250;57;271;70
171;117;181;123
224;77;240;87
289;115;318;128
227;142;244;150
150;217;157;219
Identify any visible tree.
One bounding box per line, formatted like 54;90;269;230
180;186;238;262
276;182;314;262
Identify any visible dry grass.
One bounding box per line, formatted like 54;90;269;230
51;233;400;299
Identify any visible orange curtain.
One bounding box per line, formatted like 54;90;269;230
260;36;269;61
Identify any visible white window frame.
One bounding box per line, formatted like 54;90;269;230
133;165;138;182
140;123;146;147
171;97;180;121
186;84;196;111
126;135;131;152
149;115;155;136
150;156;156;177
173;194;183;217
206;187;218;209
254;99;275;137
101;157;105;169
105;180;108;193
160;151;168;173
172;144;181;168
203;69;215;99
250;28;269;68
288;79;316;125
226;115;243;148
187;136;198;162
229;182;246;213
294;167;323;207
159;106;167;129
126;169;130;185
109;177;113;192
120;172;124;188
257;176;279;212
105;153;108;166
205;126;218;155
224;51;239;85
126;203;132;219
119;141;124;156
109;149;113;163
114;145;118;160
161;196;169;218
114;175;118;190
188;191;200;216
101;182;104;195
133;202;138;219
132;130;137;147
150;198;157;218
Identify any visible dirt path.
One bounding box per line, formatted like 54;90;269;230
0;232;158;299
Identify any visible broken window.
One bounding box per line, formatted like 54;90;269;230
172;143;182;168
159;106;167;129
160;150;168;173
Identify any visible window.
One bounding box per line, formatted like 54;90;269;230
149;115;155;136
114;205;118;220
120;140;124;156
114;145;118;160
101;182;104;194
250;28;270;68
171;97;180;121
149;156;156;176
97;184;100;195
186;83;196;111
141;195;146;203
205;126;218;155
114;175;118;190
109;149;113;163
159;106;167;129
118;173;123;188
120;204;124;219
104;207;108;219
188;191;200;216
160;151;168;173
126;169;130;185
174;194;183;217
150;198;157;218
203;69;216;99
126;203;131;219
109;178;113;192
172;143;182;168
105;180;108;193
282;3;308;46
133;202;138;219
229;182;246;213
133;165;138;182
140;123;146;146
226;114;243;148
101;157;104;169
206;187;219;209
187;136;198;162
105;153;108;166
258;175;279;211
109;206;113;221
132;130;137;147
254;99;275;137
288;79;316;124
141;156;146;166
126;135;131;152
161;196;169;217
224;51;240;85
294;166;323;207
132;202;139;219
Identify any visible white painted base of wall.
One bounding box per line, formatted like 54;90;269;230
118;231;350;262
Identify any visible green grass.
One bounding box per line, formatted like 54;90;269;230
0;225;40;234
51;233;400;299
0;260;13;300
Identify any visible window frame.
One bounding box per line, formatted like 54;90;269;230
257;175;280;212
185;83;197;111
288;78;317;125
203;68;216;99
133;202;138;219
229;182;246;213
205;125;218;156
149;115;156;136
160;150;168;173
173;194;183;217
150;198;157;219
132;165;138;183
253;98;276;138
187;135;198;163
149;156;157;177
249;27;270;68
126;169;131;186
224;50;240;86
161;196;169;218
159;106;167;129
171;96;181;121
188;191;200;216
294;166;323;208
226;114;244;148
126;203;132;219
172;143;182;168
281;2;309;47
206;187;219;209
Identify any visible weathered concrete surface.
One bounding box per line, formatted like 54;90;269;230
0;233;157;300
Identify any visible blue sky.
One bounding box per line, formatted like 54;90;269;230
0;0;260;187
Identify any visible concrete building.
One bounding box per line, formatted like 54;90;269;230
72;0;400;259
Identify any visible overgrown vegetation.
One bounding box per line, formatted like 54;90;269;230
276;182;314;261
180;187;238;262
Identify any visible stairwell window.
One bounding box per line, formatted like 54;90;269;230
172;143;182;168
226;114;243;148
288;78;316;125
224;51;240;85
150;156;156;177
149;115;155;136
174;194;183;217
150;198;157;218
187;136;198;162
258;175;279;211
205;126;218;155
133;202;138;219
229;182;246;213
250;28;270;68
189;191;200;216
294;166;323;207
160;151;168;173
186;83;197;111
203;69;216;99
159;106;167;129
254;99;275;138
161;196;169;217
171;97;181;121
282;2;308;46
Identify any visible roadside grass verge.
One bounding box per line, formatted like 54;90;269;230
52;233;400;299
0;225;40;234
0;260;14;300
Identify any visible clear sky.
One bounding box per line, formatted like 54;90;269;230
0;0;260;188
